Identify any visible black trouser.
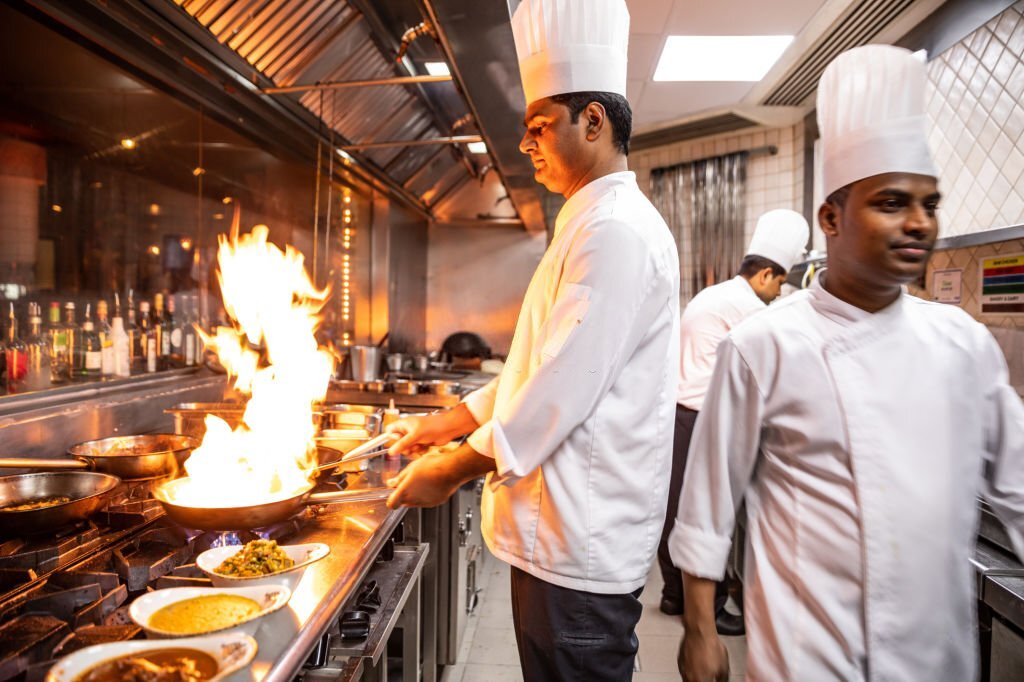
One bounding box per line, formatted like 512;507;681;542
657;404;728;611
510;566;643;682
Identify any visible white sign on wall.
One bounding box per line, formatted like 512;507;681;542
932;268;962;304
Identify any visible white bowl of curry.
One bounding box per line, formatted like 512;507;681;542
45;631;257;682
129;584;291;639
196;540;330;591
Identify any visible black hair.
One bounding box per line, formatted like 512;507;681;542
826;184;852;208
739;254;786;279
548;91;632;155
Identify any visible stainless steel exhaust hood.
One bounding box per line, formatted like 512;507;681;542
168;0;547;231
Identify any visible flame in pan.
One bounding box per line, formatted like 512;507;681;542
167;222;335;507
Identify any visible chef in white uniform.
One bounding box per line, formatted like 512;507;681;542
657;209;809;632
672;44;1024;682
385;1;680;679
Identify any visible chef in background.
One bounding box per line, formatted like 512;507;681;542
385;0;680;680
672;44;1024;681
657;208;809;637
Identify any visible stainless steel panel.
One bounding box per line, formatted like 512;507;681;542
0;374;225;464
991;617;1024;682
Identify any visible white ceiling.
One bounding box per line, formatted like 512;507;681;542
625;0;831;130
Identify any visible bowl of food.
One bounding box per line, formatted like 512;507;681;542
45;631;257;681
196;540;330;590
129;584;290;639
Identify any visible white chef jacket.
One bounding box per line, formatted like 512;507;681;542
670;276;1024;681
463;171;680;594
678;276;764;410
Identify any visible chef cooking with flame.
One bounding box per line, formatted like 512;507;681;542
384;0;680;679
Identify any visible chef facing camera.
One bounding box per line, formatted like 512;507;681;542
385;1;680;681
672;44;1024;682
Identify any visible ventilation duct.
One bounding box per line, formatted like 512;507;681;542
761;0;917;106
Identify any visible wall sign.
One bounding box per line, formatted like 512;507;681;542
932;268;962;303
981;253;1024;315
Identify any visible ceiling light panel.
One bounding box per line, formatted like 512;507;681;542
424;61;451;76
654;36;794;82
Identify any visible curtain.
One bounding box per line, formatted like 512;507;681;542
651;151;748;303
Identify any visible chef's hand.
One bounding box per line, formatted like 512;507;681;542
387;403;479;457
386;442;496;509
678;631;729;682
679;573;730;682
385;452;461;509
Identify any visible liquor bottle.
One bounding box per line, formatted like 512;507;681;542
78;304;102;380
126;289;140;372
25;303;49;390
167;295;184;369
46;302;66;383
50;302;74;383
138;300;157;373
96;299;114;378
153;293;170;370
184;294;198;367
4;303;27;392
110;304;131;378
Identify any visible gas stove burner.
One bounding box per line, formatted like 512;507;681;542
0;525;101;573
188;506;315;555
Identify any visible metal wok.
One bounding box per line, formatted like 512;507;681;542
153;478;393;531
0;471;121;535
153;440;394;531
0;434;198;479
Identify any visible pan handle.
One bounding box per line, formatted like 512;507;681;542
307;488;394;505
0;458;89;470
341;432;398;462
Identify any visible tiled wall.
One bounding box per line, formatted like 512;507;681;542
630;123;806;262
927;240;1024;394
925;1;1024;237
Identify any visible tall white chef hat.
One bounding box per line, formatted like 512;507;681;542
511;0;630;106
746;209;810;272
817;44;937;197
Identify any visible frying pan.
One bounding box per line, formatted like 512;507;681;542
0;434;199;479
154;435;398;531
153;479;393;531
0;471;121;535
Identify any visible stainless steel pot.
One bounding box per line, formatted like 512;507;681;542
350;346;381;382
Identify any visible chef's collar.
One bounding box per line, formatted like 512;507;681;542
809;273;904;327
553;171;637;238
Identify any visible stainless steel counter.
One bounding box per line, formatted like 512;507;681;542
229;463;409;682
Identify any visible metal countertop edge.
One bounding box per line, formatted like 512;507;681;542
261;503;409;682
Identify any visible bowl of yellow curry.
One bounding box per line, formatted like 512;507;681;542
129;584;291;639
196;540;330;591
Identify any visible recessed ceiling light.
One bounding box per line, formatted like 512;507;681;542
424;61;451;77
653;36;794;82
467;141;487;154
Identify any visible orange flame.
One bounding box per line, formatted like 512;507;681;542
170;224;335;507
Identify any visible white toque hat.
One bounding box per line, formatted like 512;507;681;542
511;0;630;106
746;209;810;272
817;44;938;197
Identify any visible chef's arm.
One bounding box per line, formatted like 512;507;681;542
388;402;481;457
386;441;495;509
462;377;499;424
669;337;764;579
679;574;730;681
467;220;673;480
979;331;1024;559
